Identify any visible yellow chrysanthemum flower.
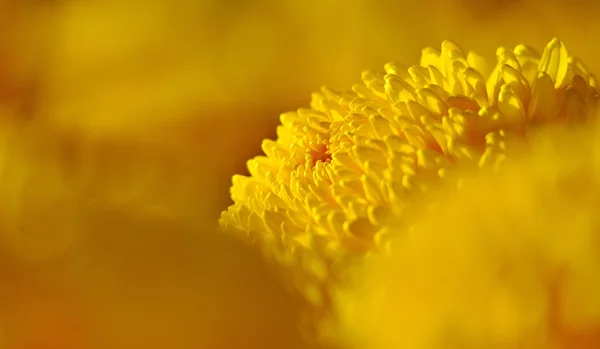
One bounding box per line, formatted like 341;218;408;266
220;39;598;328
333;123;600;349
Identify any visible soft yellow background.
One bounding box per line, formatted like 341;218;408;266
0;0;599;348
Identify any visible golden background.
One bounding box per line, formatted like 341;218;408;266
0;0;598;348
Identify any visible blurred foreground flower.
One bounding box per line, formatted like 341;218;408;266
334;123;600;348
220;39;599;341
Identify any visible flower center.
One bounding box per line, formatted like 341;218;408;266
310;143;331;166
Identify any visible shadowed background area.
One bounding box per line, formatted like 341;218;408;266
0;0;599;348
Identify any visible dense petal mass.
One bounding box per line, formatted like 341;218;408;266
220;39;599;332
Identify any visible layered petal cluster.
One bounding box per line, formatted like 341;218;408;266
220;39;599;316
334;124;600;349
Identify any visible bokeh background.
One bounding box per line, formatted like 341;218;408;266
0;0;599;348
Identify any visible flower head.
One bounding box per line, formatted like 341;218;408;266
220;39;598;321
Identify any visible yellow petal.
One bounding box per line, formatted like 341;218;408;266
528;72;558;123
538;38;569;88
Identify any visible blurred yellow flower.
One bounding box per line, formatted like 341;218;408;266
333;123;600;348
220;39;598;340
